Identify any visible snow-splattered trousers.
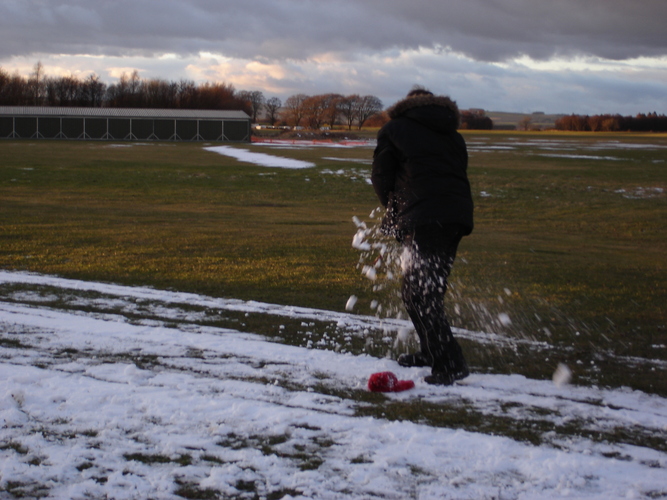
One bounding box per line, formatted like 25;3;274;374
401;223;468;376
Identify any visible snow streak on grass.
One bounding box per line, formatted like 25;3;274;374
1;272;666;499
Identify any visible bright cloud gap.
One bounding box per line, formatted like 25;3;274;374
2;46;667;115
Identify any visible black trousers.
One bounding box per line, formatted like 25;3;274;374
401;224;467;374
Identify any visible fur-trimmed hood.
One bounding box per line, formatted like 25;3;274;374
386;94;460;132
372;93;473;235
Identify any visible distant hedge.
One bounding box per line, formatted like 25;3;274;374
555;112;667;132
460;110;493;130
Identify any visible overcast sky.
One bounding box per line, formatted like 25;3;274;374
1;0;666;114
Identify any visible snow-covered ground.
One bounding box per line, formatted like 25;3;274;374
1;271;666;499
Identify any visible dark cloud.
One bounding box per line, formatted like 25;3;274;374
1;0;666;62
386;0;667;61
2;0;665;114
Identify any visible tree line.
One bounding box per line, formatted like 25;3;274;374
0;63;388;130
6;64;665;132
0;64;250;112
1;63;507;131
555;113;667;132
278;93;384;130
459;110;493;130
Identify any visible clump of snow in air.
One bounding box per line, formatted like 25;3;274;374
1;271;666;499
350;209;407;321
361;265;377;281
498;312;512;326
205;145;315;169
394;326;414;350
553;363;573;388
351;216;371;250
345;295;357;311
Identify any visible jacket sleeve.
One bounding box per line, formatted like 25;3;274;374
371;129;399;207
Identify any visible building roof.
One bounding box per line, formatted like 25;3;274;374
0;106;249;120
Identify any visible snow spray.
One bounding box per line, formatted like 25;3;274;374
349;208;584;380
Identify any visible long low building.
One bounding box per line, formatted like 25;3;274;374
0;107;250;142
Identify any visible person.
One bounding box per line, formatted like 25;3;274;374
371;86;474;385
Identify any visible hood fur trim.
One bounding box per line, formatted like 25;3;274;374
387;94;460;124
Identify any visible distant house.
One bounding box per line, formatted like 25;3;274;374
0;107;250;142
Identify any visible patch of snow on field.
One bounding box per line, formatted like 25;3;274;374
538;153;625;161
614;187;665;199
252;139;374;149
467;137;667;155
322;157;373;165
589;141;667;150
205;145;315;169
1;271;666;499
102;143;153;148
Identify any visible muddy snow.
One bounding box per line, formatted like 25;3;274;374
1;271;666;499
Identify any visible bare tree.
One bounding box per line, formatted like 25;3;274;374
83;74;106;107
128;70;141;102
7;71;29;105
110;70;142;107
176;79;198;108
283;94;309;127
355;95;383;130
265;96;282;125
28;61;46;105
0;68;32;105
339;95;360;130
322;93;343;128
0;67;12;105
142;78;178;108
107;72;133;107
303;94;329;129
238;90;265;122
44;75;82;106
518;116;532;131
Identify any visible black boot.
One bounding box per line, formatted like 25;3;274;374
425;345;469;385
397;352;433;367
424;364;469;385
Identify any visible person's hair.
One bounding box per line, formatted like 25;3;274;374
407;85;434;98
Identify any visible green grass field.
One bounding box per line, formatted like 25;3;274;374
1;132;665;394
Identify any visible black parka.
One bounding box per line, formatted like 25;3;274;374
371;94;474;238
